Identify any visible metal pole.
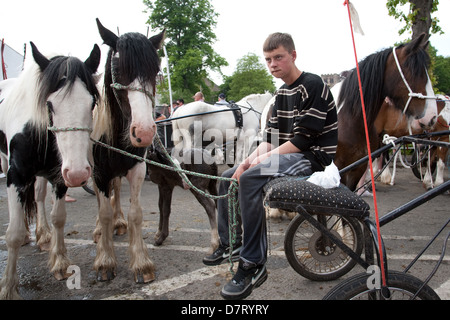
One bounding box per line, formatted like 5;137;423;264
163;46;173;116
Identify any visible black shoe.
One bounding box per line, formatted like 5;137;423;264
203;244;241;266
220;260;267;300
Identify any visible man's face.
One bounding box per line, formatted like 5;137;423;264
264;45;296;80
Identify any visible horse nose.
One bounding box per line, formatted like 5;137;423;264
62;166;92;187
130;123;156;147
419;115;437;130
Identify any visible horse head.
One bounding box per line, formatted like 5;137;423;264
96;18;165;148
31;42;100;187
384;33;437;130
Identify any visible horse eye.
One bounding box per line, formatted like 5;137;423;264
47;101;54;113
55;77;67;91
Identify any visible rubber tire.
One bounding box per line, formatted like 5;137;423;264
411;147;436;180
284;213;364;281
323;270;441;300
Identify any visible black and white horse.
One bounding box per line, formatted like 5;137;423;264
91;19;165;283
0;42;100;299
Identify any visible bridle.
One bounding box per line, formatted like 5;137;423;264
392;46;436;114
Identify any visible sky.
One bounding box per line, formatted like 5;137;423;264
2;0;450;87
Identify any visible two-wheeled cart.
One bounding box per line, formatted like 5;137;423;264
266;131;449;300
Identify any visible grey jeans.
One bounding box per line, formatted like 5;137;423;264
217;152;313;265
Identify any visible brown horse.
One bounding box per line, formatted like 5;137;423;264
374;95;449;189
147;146;220;253
335;33;437;191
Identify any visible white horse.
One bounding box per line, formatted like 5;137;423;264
171;92;273;165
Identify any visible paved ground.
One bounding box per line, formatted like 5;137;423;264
0;162;448;305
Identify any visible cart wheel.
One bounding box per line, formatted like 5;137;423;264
411;146;436;180
284;213;363;281
323;271;441;300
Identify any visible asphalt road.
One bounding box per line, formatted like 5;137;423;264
0;164;448;305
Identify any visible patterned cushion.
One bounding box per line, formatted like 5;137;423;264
264;177;370;218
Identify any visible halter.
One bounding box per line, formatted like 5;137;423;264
46;100;93;133
109;53;156;108
392;46;436;114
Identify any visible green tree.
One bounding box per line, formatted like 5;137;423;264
387;1;447;92
386;0;442;39
434;54;450;94
223;53;275;102
143;0;227;103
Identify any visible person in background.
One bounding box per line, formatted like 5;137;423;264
171;98;184;117
171;101;179;115
193;92;204;102
215;93;229;106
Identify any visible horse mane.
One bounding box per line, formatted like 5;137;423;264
337;47;391;128
338;40;430;131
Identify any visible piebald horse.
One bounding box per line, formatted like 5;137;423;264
0;42;100;299
91;19;165;283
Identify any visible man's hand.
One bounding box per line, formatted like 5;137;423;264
231;161;250;183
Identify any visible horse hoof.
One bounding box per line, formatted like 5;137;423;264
38;241;51;251
115;226;127;236
97;269;116;282
54;270;71;281
92;233;101;244
154;233;167;246
135;271;155;284
21;234;32;246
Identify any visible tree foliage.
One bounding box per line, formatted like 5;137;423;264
220;53;275;102
143;0;227;102
386;1;449;93
434;54;450;94
386;0;442;38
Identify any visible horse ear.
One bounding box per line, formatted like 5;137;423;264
84;44;101;74
30;41;50;71
149;29;166;50
96;18;118;49
405;33;427;54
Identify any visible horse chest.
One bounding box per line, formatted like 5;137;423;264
7;125;62;185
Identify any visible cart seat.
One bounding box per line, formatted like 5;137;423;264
264;177;370;219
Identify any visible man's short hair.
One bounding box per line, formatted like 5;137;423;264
263;32;296;53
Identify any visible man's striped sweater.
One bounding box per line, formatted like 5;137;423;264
264;72;338;172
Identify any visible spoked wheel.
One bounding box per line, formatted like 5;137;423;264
323;271;441;300
284;213;363;281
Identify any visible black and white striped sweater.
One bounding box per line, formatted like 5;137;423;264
264;72;338;171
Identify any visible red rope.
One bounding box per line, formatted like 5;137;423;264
343;0;387;287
